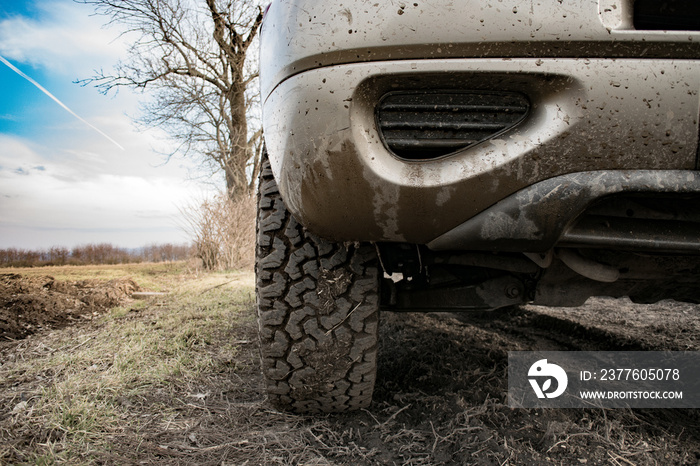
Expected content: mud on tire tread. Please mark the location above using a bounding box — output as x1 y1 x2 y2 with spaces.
256 155 379 413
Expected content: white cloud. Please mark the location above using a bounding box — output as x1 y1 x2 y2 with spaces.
0 0 126 75
0 1 222 249
0 134 212 248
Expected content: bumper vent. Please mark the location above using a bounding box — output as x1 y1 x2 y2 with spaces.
376 91 529 160
634 0 700 31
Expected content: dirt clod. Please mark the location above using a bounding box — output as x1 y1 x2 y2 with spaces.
0 273 139 340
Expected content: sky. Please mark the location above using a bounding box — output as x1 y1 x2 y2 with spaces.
0 0 214 250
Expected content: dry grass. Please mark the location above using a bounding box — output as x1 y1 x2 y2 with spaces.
1 266 256 464
180 193 255 271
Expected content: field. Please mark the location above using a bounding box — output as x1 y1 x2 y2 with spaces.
2 263 700 465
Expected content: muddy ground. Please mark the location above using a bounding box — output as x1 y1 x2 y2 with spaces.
2 272 700 464
0 273 140 340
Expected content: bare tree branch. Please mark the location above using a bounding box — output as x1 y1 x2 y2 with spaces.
77 0 263 199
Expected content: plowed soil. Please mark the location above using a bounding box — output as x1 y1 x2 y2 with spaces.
0 273 139 340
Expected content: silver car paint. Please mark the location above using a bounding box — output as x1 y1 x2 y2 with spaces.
260 0 700 244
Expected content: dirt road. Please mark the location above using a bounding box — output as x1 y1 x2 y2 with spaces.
1 270 699 464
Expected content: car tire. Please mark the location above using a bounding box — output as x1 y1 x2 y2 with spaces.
255 152 380 413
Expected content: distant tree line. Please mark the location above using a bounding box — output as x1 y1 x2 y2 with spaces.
0 243 192 268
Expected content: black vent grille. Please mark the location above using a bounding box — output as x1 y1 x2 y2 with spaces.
634 0 700 31
376 91 529 160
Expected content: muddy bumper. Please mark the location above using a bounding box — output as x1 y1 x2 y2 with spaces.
262 56 700 248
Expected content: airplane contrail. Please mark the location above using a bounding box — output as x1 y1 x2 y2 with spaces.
0 54 125 151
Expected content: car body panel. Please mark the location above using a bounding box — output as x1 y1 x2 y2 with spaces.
260 0 700 101
428 170 700 252
262 57 700 244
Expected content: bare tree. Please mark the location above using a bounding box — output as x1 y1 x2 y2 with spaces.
79 0 264 199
